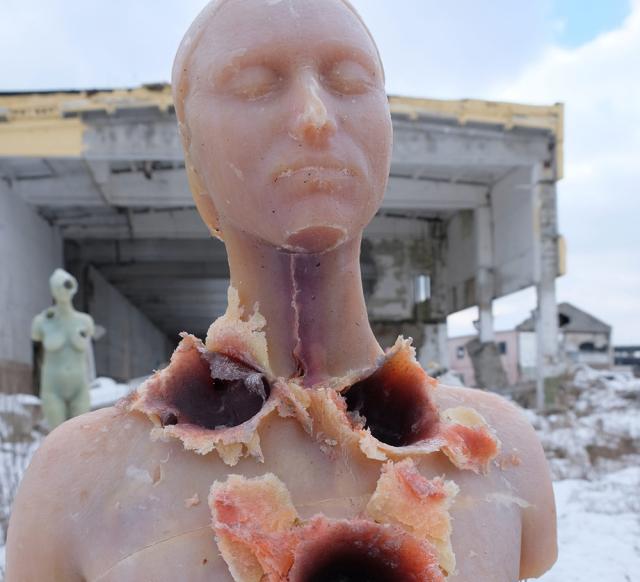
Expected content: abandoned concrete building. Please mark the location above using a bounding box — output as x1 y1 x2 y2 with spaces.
0 86 565 405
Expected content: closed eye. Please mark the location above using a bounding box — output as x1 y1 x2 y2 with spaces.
222 65 282 100
323 60 377 96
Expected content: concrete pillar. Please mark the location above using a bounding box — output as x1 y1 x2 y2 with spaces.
418 220 449 371
534 166 560 409
419 322 449 372
474 205 495 342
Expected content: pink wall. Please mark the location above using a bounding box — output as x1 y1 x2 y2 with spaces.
448 330 520 387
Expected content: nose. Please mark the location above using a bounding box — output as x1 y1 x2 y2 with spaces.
290 72 336 147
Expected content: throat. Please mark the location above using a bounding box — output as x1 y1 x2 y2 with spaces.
224 228 381 384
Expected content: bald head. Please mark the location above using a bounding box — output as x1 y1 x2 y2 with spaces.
171 0 392 247
172 0 383 122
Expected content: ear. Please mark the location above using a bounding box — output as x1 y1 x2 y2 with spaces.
186 159 224 240
180 123 224 241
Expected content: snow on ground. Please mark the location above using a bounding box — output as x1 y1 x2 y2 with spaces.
1 367 639 581
89 376 136 410
528 365 640 581
538 468 640 582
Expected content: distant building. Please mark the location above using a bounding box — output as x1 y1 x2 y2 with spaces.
613 346 640 376
448 330 527 387
449 302 613 387
518 302 613 369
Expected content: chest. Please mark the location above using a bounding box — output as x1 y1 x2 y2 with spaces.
79 419 524 582
40 312 90 352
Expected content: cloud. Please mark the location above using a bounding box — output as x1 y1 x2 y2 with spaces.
351 0 554 99
488 1 640 344
0 0 555 94
0 0 208 90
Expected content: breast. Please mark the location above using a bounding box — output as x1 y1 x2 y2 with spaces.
42 329 66 352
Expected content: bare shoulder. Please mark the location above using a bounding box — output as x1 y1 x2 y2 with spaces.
76 311 94 326
436 384 558 578
435 383 550 489
5 407 146 581
435 384 540 447
24 406 140 478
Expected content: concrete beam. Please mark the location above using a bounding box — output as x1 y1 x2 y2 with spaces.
385 176 487 211
393 121 552 170
65 238 228 265
16 168 105 207
84 118 183 161
80 116 553 172
99 261 230 281
114 277 229 295
19 166 487 216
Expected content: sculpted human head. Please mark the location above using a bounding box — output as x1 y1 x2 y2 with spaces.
49 268 78 304
173 0 393 253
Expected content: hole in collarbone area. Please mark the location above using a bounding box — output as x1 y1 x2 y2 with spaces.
163 347 270 430
344 363 440 448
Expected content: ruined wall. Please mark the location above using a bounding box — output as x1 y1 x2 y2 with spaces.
0 180 63 394
84 266 173 382
445 210 476 313
448 330 521 387
363 216 439 360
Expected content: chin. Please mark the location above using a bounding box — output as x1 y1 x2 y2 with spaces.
282 225 349 254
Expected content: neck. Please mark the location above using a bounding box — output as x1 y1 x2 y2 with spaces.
222 226 382 385
55 299 75 316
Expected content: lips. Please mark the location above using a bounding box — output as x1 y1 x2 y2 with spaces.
272 158 358 183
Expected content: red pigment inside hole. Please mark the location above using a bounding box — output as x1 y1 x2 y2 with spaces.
162 346 270 430
344 354 440 447
290 520 441 582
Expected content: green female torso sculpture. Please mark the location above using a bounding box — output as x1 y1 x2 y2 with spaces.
31 268 95 428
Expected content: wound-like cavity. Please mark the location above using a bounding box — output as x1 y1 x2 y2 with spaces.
289 519 445 582
343 342 440 447
123 333 280 463
139 334 269 431
366 459 459 575
163 346 269 430
210 473 445 582
305 338 499 473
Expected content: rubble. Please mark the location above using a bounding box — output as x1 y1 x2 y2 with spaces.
523 365 640 480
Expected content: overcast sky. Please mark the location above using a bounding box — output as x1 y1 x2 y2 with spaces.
1 0 638 344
